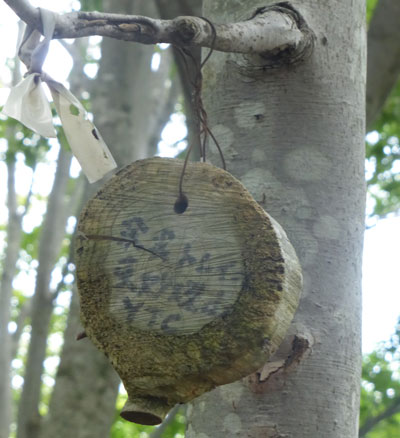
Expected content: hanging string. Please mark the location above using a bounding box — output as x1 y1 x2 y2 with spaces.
174 17 225 214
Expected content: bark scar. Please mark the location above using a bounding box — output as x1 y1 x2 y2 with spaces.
76 330 87 340
246 334 312 393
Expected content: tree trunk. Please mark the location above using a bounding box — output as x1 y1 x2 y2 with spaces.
41 1 177 436
0 25 26 437
0 160 23 438
366 0 400 129
187 1 366 437
16 147 73 438
40 288 120 438
155 0 203 159
92 0 170 163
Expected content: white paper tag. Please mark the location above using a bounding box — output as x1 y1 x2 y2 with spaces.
2 74 57 138
49 81 117 183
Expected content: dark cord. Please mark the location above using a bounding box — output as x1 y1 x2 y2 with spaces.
175 17 226 214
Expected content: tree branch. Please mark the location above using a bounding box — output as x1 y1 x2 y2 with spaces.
149 405 180 438
3 0 313 60
359 397 400 437
366 0 400 129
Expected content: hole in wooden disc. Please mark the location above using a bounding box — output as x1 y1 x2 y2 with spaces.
120 410 162 426
174 194 189 214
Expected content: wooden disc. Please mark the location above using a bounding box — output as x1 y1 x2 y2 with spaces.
76 157 302 425
79 161 246 335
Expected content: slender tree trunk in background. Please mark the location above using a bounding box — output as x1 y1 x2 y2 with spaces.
187 1 366 437
0 24 26 437
0 159 23 438
41 1 178 436
16 147 73 438
366 0 400 129
40 287 121 438
155 0 203 159
147 72 180 156
10 299 32 359
93 0 172 163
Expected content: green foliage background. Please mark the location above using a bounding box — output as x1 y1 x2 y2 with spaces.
360 320 400 437
366 82 400 219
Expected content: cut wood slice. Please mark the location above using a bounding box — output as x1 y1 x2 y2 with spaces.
76 157 302 425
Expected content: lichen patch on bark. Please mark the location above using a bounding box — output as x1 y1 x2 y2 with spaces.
209 124 238 159
223 412 242 434
312 215 341 240
219 382 244 404
283 147 332 182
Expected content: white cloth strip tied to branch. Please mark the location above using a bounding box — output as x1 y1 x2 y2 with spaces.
2 73 57 138
1 8 117 183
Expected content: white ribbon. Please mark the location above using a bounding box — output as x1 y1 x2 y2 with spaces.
2 73 57 138
1 8 117 183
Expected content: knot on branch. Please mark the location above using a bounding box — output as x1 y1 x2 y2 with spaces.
172 17 200 45
252 1 315 64
116 22 156 44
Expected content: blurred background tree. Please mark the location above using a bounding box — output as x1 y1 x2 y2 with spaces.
360 319 400 438
365 0 400 222
360 0 400 436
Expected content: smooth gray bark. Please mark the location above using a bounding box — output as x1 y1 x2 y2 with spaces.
147 64 180 156
16 147 72 438
0 25 26 437
366 0 400 129
187 1 366 437
130 45 175 158
92 0 171 163
40 288 120 438
0 160 22 438
11 299 32 359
